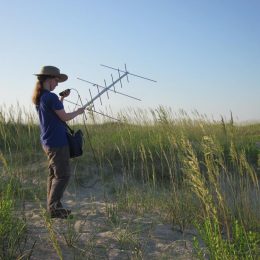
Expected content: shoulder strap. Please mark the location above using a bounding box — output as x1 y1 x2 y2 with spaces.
49 106 74 134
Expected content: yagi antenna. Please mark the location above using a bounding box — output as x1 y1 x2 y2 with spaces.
77 64 156 112
82 71 128 109
77 78 141 101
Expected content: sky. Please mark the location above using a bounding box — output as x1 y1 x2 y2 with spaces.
0 0 259 122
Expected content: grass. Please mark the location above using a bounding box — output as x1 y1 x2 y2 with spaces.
0 104 259 259
0 180 33 259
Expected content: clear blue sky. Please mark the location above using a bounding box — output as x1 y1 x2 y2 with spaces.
0 0 259 122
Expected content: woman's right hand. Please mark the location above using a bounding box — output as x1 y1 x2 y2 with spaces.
77 107 85 115
56 107 86 121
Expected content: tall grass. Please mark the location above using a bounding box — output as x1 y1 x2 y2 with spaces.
87 107 259 258
0 104 259 258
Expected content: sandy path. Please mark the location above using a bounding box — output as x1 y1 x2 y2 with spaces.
23 179 197 260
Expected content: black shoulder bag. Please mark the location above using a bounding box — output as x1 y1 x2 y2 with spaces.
65 124 84 158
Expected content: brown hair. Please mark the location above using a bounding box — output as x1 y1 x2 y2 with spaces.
32 75 52 105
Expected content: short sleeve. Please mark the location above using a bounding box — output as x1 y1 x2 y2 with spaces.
50 93 64 110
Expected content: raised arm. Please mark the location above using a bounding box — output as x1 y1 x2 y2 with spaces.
55 107 85 122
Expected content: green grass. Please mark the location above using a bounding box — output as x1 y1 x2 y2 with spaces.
0 104 259 259
0 182 30 259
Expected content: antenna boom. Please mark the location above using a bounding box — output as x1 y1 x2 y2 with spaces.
82 72 128 109
77 77 141 101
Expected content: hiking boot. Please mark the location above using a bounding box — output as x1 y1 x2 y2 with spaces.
49 208 71 219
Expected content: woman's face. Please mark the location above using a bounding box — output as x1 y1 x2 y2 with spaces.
49 77 59 91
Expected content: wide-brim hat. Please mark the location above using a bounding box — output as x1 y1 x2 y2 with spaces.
34 66 68 82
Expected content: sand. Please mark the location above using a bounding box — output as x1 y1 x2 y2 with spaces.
22 177 199 260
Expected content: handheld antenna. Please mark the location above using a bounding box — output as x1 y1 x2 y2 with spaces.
78 64 156 112
77 78 141 101
82 71 128 108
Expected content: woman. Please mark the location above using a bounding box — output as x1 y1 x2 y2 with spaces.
32 65 85 219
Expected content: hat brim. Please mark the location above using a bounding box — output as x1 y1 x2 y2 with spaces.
56 74 68 82
34 73 68 82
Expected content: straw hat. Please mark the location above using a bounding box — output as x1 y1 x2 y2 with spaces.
34 66 68 82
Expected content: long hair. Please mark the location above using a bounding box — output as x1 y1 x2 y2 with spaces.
32 75 50 105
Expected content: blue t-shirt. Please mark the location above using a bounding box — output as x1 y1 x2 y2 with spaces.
37 90 68 148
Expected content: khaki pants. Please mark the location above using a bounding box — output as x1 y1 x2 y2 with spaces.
43 145 70 212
